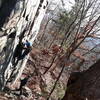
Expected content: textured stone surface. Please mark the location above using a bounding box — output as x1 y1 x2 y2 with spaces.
0 0 48 90
62 59 100 100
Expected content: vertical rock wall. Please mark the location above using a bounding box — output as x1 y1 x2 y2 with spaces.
0 0 48 90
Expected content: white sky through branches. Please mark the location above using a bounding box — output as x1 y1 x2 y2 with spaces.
61 0 75 10
49 0 75 11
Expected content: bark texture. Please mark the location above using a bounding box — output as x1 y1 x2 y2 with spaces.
62 59 100 100
0 0 48 90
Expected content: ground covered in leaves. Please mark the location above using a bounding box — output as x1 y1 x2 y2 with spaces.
0 47 70 100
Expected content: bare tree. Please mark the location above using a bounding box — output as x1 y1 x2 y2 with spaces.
46 0 100 99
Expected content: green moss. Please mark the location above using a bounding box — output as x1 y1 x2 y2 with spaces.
55 82 66 99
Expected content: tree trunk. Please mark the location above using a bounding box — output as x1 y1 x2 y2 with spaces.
0 0 48 90
62 59 100 100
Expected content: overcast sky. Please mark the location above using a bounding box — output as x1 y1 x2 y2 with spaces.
61 0 75 10
49 0 75 11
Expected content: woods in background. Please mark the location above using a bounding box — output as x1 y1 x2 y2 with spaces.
0 0 100 100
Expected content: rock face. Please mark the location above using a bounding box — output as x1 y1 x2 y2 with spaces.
0 0 17 28
0 0 48 90
62 59 100 100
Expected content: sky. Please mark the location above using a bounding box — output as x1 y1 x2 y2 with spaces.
61 0 75 10
49 0 75 11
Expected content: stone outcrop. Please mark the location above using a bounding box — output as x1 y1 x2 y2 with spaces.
0 0 48 90
62 59 100 100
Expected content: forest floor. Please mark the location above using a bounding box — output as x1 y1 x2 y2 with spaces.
24 47 70 100
0 47 70 100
